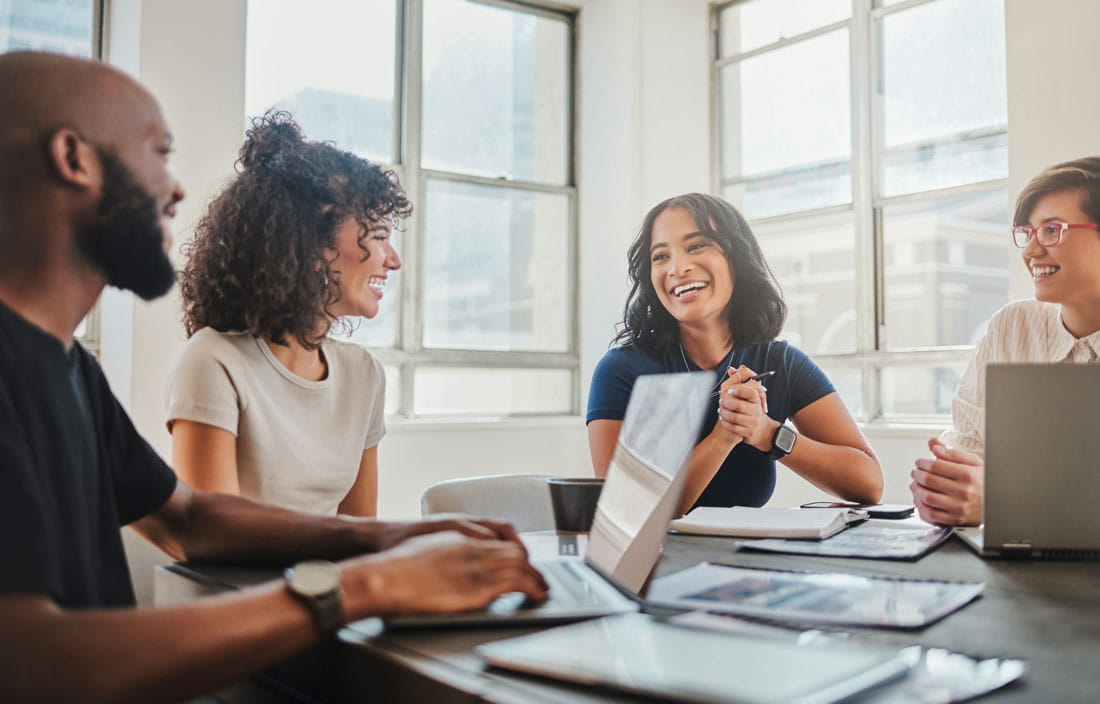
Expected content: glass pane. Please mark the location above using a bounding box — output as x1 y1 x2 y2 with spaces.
724 164 851 221
752 211 857 355
816 362 862 420
882 189 1010 350
245 0 396 163
720 29 850 218
0 0 94 57
881 363 966 417
879 0 1007 197
414 367 572 416
719 0 849 57
422 179 570 352
422 0 569 184
881 132 1007 198
383 364 400 415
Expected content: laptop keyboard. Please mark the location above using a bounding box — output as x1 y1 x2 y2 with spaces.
489 559 607 613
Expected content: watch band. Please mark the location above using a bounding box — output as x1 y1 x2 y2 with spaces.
285 560 344 636
765 423 796 460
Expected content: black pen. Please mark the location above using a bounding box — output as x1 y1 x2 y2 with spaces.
714 369 775 397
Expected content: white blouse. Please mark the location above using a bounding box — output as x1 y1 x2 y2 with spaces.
943 299 1100 456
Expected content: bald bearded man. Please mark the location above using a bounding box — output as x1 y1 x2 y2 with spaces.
0 52 546 704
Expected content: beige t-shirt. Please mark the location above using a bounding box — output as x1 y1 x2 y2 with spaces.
166 328 385 515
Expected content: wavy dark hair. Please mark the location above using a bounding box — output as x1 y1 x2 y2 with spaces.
180 111 411 349
612 193 786 353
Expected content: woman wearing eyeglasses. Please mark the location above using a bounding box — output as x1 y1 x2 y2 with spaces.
587 193 883 516
910 156 1100 526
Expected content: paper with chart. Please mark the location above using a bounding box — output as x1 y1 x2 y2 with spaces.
648 562 984 628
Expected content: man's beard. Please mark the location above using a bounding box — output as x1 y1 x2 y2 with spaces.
76 149 176 301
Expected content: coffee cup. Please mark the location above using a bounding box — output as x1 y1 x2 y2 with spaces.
548 477 604 533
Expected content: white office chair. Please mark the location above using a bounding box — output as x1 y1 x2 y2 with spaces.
420 473 556 533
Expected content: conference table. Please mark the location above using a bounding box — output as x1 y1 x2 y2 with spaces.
158 530 1100 703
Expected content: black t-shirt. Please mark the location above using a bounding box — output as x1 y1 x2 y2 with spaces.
0 301 177 608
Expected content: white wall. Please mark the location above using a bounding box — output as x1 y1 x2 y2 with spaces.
112 0 248 604
109 0 1100 601
1004 0 1100 299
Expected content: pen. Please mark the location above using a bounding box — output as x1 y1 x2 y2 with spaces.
715 369 776 397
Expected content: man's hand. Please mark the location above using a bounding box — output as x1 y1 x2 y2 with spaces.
369 515 525 552
910 438 984 526
341 532 549 617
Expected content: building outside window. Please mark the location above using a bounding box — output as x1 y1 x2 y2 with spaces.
246 0 576 418
1 0 101 349
714 0 1008 421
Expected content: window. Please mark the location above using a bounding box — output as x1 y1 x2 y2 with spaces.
714 0 1007 421
2 0 102 350
246 0 576 418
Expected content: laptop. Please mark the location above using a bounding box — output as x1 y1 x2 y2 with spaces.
385 371 713 627
479 612 910 704
956 363 1100 559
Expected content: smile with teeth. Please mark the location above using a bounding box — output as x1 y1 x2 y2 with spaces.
1031 264 1060 279
368 276 387 291
672 281 708 297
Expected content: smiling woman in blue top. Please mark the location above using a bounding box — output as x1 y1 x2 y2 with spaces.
587 193 883 515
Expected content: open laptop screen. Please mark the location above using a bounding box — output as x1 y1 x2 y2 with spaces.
586 372 711 594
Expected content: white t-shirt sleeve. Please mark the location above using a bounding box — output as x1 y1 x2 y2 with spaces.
362 353 386 451
165 331 242 436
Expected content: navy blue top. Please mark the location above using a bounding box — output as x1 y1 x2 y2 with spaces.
586 341 834 508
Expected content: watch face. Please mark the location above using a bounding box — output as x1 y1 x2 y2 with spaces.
289 560 341 596
775 425 797 453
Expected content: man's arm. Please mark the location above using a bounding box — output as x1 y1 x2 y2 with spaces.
0 531 546 704
132 480 525 565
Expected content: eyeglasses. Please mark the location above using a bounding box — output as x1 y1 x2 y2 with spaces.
1011 222 1099 248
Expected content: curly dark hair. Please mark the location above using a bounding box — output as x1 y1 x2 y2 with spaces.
613 193 786 353
180 111 411 349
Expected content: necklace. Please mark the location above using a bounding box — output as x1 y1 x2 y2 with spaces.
679 343 736 397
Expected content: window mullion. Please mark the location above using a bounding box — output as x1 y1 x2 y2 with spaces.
400 0 425 419
850 0 879 420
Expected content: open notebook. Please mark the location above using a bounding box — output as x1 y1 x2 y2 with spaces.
670 506 865 539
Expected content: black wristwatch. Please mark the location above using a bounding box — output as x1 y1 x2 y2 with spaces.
285 560 344 636
765 423 797 460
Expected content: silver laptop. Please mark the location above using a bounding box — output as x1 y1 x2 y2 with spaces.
479 612 910 704
385 372 713 627
957 363 1100 559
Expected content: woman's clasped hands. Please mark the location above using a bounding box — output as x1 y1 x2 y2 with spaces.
714 365 776 450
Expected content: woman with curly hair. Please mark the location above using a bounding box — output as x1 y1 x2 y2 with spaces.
166 112 409 516
587 193 882 515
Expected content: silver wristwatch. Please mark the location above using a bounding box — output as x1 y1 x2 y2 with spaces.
284 560 344 636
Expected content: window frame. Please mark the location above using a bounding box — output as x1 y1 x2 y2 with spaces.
711 0 1007 423
243 0 579 419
